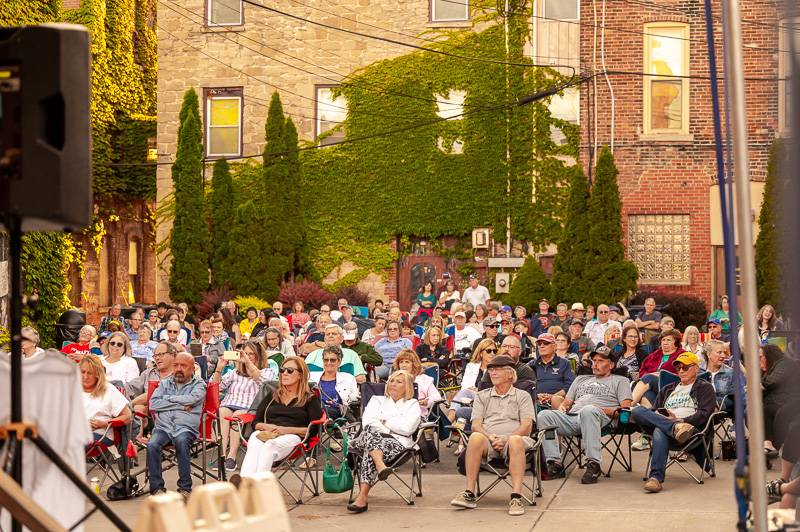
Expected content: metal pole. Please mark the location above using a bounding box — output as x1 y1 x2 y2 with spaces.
721 1 767 529
8 214 23 532
504 0 512 257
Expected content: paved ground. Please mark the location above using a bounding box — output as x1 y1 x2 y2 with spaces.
86 440 741 531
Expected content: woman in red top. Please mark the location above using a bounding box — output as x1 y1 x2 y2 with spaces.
632 329 685 407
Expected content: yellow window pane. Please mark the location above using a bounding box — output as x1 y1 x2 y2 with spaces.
211 0 240 24
210 98 240 127
651 80 682 129
209 127 239 155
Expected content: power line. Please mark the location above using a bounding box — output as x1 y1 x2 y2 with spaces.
239 0 577 74
161 0 513 112
108 72 594 167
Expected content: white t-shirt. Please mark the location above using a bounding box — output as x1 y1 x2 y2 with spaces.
462 285 491 307
83 385 129 434
453 326 482 352
102 356 141 384
663 382 698 420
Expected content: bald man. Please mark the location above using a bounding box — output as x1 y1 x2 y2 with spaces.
147 351 207 498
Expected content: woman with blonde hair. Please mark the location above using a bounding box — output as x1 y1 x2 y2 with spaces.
101 331 140 383
682 325 706 365
445 338 497 425
392 349 442 416
416 326 449 369
347 370 421 513
80 355 132 445
232 357 322 483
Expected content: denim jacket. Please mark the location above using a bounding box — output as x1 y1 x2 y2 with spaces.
710 365 746 404
150 375 207 437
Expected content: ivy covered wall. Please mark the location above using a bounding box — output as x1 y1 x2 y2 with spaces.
299 6 579 288
0 0 157 345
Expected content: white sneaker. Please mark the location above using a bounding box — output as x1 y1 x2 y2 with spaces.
632 435 650 451
508 497 525 516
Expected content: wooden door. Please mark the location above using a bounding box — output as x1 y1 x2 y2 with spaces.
398 255 447 311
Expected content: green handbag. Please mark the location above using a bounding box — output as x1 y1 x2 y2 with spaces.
322 425 354 494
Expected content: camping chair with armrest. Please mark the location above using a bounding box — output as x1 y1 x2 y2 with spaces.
345 382 433 505
138 380 225 487
86 380 137 488
453 379 545 506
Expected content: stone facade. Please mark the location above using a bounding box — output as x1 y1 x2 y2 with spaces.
578 0 788 306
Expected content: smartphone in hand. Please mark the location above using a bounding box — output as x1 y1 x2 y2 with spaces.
223 350 240 361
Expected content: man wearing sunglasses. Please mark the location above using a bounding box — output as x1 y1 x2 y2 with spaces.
472 317 504 353
632 352 717 493
531 334 574 409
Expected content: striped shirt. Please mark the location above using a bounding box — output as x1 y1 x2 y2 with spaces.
220 367 274 409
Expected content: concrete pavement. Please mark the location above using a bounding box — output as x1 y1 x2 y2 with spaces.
86 441 740 531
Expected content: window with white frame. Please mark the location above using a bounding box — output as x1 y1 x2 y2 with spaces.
628 214 691 284
207 0 242 26
435 90 465 154
315 86 347 146
544 0 578 20
204 88 242 157
643 23 689 135
779 18 798 133
431 0 468 22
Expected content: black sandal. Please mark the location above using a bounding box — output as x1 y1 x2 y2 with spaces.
347 503 369 513
377 467 394 481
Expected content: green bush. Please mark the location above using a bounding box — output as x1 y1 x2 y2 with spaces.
233 295 271 312
755 139 786 313
210 158 234 290
504 255 551 310
551 165 592 304
584 147 638 304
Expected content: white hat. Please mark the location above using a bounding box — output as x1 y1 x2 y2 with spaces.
454 311 466 318
571 302 585 311
342 329 357 341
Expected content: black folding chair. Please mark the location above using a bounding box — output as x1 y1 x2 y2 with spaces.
346 382 433 505
454 380 545 506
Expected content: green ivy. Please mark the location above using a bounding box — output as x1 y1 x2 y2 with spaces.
298 3 578 286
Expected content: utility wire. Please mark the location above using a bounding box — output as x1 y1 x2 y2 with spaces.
239 0 577 74
108 72 594 167
161 0 516 112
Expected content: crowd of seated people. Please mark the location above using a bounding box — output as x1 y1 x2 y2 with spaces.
0 278 787 513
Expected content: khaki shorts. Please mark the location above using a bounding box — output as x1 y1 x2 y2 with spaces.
483 435 535 460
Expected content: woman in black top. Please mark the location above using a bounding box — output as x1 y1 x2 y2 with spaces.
761 344 800 456
416 326 449 369
232 357 322 482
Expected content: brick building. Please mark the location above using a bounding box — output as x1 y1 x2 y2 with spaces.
577 0 792 306
155 0 790 308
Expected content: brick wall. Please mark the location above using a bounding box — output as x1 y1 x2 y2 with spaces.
579 0 785 306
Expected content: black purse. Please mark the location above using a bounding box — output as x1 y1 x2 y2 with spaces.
418 427 439 463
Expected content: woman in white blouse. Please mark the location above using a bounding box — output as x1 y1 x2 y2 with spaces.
81 355 132 445
445 338 497 426
347 371 421 513
101 332 140 384
391 349 442 417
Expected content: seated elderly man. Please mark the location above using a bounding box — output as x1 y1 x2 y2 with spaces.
450 355 535 517
538 346 632 484
632 351 716 493
147 352 207 498
531 333 575 409
479 335 535 388
306 323 367 383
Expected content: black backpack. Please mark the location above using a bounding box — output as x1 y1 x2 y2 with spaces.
106 475 142 501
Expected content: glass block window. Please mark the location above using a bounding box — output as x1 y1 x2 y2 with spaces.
628 214 691 284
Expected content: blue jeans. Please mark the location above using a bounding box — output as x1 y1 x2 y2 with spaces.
147 428 195 493
640 374 659 405
632 406 704 482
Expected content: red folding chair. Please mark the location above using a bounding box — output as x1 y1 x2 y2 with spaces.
86 419 128 488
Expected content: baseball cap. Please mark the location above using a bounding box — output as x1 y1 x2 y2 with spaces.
536 333 556 344
539 298 549 304
608 305 621 313
673 352 700 367
500 305 512 312
454 311 466 318
571 303 586 311
590 345 618 363
486 355 516 368
707 318 721 325
483 317 497 326
342 329 357 340
570 318 585 326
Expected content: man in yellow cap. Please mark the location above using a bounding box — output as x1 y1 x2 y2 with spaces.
631 351 717 493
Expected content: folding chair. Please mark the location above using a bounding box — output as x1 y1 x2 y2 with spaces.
225 387 327 504
136 380 225 487
559 410 635 478
454 380 545 506
642 410 725 484
86 420 130 488
345 382 432 505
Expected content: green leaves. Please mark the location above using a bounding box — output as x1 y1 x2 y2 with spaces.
169 88 210 305
505 255 551 309
755 139 787 312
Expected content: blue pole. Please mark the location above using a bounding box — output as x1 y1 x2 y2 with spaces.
701 0 748 526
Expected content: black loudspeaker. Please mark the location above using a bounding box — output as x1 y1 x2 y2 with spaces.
0 24 91 232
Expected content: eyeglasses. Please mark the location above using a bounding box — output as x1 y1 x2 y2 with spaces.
167 329 179 334
109 341 124 348
598 310 609 314
483 348 498 354
485 324 499 328
675 364 695 372
502 345 521 350
279 367 298 374
323 358 339 363
200 330 211 334
536 341 553 346
153 351 169 357
625 335 639 340
387 327 400 331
